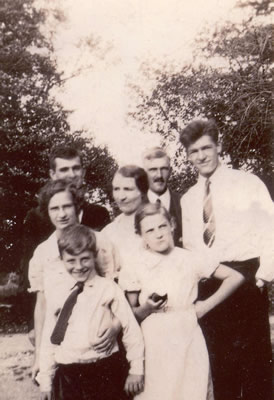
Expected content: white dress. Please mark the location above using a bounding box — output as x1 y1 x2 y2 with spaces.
119 247 218 400
102 213 143 275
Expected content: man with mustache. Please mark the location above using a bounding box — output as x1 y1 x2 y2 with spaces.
143 147 182 246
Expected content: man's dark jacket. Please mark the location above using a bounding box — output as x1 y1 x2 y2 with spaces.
169 190 182 247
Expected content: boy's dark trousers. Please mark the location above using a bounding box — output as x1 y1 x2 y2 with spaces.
52 352 130 400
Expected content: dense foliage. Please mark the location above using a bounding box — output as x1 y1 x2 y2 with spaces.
131 1 273 194
0 0 117 273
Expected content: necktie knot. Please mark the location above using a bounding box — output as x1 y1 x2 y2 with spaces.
75 281 84 293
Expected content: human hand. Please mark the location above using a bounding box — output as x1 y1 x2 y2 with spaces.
256 278 266 292
92 317 121 354
40 391 51 400
194 300 209 319
124 374 144 396
31 357 40 383
145 295 167 314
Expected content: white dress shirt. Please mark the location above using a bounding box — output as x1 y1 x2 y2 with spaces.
37 274 144 391
181 165 274 282
148 188 171 211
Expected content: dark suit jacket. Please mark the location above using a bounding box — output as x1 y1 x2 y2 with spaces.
169 190 182 247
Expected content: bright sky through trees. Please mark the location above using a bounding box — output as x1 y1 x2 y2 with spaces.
39 0 246 164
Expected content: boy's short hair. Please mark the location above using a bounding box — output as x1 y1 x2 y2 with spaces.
58 224 97 257
116 165 149 198
142 147 170 163
135 202 173 235
38 178 84 218
180 119 219 149
49 145 83 170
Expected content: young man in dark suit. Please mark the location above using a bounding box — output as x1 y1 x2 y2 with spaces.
21 144 110 344
142 147 182 247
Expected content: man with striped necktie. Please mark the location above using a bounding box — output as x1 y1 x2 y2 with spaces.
180 119 273 400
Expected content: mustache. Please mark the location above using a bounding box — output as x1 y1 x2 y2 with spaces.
153 178 165 183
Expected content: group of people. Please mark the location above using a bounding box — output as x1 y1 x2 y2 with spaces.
21 119 273 400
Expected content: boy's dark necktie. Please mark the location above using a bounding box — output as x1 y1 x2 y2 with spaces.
51 281 84 345
203 179 215 247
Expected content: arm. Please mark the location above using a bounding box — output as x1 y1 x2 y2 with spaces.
40 392 51 400
32 291 46 380
195 264 245 319
126 291 167 323
92 315 122 354
111 286 145 396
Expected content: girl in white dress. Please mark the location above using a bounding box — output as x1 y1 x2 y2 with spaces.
119 202 244 400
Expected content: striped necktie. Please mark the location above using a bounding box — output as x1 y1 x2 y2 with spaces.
203 179 215 247
51 281 84 345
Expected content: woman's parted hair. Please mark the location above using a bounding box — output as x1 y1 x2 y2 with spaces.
38 178 84 218
115 165 149 198
134 202 173 235
58 224 97 257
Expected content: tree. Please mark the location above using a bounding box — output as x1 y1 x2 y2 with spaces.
0 0 117 273
130 1 273 193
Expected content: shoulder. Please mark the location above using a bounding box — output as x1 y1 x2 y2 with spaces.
32 233 56 255
180 182 199 203
169 189 181 200
93 275 120 294
102 213 122 233
221 167 266 189
24 207 45 225
82 202 110 230
83 202 109 216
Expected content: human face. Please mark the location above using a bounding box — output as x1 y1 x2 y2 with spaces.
140 213 174 254
112 173 143 215
62 250 97 283
48 191 78 232
143 157 170 195
187 135 221 178
50 156 85 183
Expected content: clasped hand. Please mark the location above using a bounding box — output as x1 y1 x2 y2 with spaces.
124 374 144 396
92 317 121 354
145 296 167 313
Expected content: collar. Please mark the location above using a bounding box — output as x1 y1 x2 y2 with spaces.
197 163 224 187
78 209 83 223
148 188 171 209
69 274 100 291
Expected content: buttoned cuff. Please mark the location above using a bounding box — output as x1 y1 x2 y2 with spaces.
129 358 144 375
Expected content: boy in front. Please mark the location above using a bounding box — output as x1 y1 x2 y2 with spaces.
38 224 144 400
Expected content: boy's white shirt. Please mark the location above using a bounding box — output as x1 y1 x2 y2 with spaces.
37 274 144 392
28 232 144 392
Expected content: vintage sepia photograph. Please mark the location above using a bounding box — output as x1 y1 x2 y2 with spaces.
0 0 273 399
